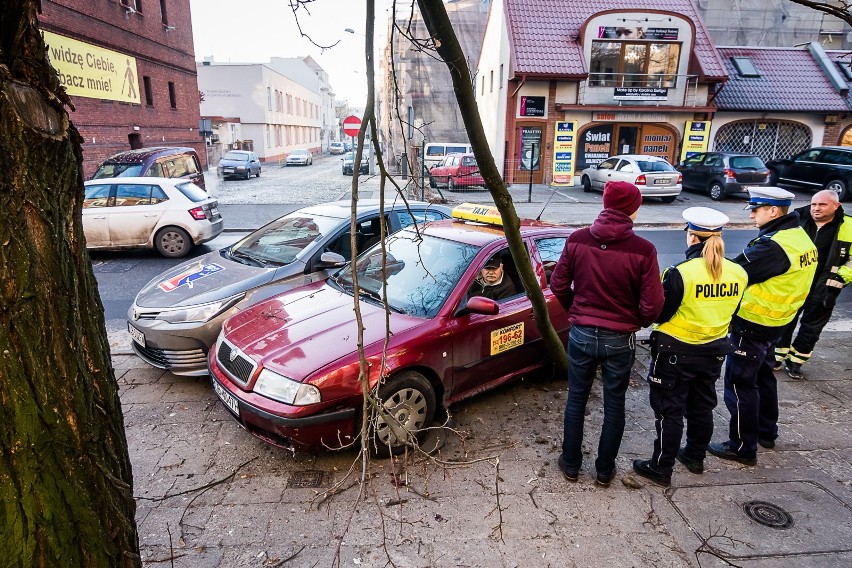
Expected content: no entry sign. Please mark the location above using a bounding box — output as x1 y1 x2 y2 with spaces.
342 115 362 137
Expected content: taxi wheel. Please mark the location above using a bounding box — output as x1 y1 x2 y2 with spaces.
155 227 192 258
371 371 436 457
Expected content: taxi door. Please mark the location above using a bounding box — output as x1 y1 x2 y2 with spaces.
450 244 543 400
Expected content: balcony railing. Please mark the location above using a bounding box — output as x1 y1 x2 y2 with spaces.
578 73 703 107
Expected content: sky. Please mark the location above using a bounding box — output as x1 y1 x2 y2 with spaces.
189 0 393 104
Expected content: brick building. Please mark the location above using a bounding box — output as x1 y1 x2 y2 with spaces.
39 0 204 177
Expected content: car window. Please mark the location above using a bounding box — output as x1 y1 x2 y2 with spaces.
231 212 340 265
185 155 199 174
616 160 634 172
336 233 480 318
441 156 453 166
467 247 524 303
704 155 723 167
729 156 766 169
636 160 676 172
92 163 143 178
325 217 388 260
598 158 618 170
150 185 169 204
147 161 165 177
397 209 447 230
796 149 822 162
426 145 445 157
683 154 704 166
161 157 189 178
535 237 567 284
83 184 112 208
820 150 852 165
447 145 467 154
115 184 157 207
461 156 477 167
174 182 207 202
224 151 249 161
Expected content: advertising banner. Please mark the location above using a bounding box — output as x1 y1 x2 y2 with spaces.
597 27 679 40
679 121 712 162
518 127 542 171
520 96 546 117
577 124 614 170
551 121 578 186
44 31 140 104
613 87 668 101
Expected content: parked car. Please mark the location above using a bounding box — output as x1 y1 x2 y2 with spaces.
429 153 486 190
208 206 572 455
342 151 369 175
127 199 452 376
82 177 222 258
677 152 770 201
329 142 345 155
767 146 852 201
91 147 206 191
286 149 313 166
217 150 261 180
580 154 682 203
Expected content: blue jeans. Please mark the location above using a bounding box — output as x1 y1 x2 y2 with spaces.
561 325 636 475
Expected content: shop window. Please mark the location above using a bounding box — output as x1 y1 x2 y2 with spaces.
590 41 680 88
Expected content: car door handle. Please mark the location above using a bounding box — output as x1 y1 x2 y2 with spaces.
144 213 159 217
91 215 106 219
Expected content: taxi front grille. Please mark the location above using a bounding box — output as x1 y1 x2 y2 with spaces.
217 340 255 386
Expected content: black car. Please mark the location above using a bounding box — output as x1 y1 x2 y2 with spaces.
677 152 770 201
341 151 369 176
766 146 852 201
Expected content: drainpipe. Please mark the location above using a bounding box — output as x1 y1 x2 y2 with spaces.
511 74 527 98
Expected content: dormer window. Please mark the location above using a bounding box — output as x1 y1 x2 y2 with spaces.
590 41 681 88
731 57 760 78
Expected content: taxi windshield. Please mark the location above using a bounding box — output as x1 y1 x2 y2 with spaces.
229 212 340 266
334 232 480 318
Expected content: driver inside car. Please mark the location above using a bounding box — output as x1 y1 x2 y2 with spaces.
467 255 518 301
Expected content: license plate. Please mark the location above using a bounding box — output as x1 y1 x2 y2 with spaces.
128 323 145 348
223 168 234 173
213 380 240 417
654 178 671 185
210 207 219 217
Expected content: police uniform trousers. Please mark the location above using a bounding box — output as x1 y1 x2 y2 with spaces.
648 351 724 473
723 333 778 458
777 290 836 364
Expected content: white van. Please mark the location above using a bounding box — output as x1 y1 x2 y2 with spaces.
424 142 472 169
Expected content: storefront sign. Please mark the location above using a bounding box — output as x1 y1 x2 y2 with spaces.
520 96 546 117
593 111 668 122
578 124 614 170
641 130 674 157
551 121 578 186
613 87 668 101
679 121 712 162
44 31 140 104
518 127 542 171
598 27 679 40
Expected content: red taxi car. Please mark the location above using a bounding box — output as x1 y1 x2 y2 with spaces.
209 205 571 455
429 153 486 190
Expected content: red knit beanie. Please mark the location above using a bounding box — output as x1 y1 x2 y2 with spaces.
603 181 642 216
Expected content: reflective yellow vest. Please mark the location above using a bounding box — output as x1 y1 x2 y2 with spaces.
737 228 818 328
655 257 748 344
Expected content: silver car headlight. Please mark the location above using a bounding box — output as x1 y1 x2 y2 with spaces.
157 293 245 324
254 368 321 405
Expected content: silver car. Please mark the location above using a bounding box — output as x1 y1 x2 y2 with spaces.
285 149 313 166
127 199 451 376
580 154 682 203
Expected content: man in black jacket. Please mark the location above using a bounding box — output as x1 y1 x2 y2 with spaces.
775 190 852 379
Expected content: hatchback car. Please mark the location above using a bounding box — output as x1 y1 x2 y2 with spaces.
83 177 222 258
429 153 486 190
208 206 572 455
329 142 345 155
342 151 369 175
767 146 852 201
581 155 682 202
218 150 261 180
91 147 206 191
128 199 451 376
677 152 770 201
285 149 313 166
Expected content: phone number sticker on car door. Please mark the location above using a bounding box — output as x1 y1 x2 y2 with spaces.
490 322 524 355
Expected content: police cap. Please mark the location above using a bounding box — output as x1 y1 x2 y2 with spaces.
745 186 795 210
683 207 729 233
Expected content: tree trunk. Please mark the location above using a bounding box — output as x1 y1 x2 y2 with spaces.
0 2 141 566
415 0 568 374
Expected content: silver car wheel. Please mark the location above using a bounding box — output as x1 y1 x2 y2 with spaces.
155 227 191 258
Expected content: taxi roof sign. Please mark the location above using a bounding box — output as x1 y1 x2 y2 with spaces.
451 203 504 226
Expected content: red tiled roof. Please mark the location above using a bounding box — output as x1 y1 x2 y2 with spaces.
504 0 726 80
715 48 849 112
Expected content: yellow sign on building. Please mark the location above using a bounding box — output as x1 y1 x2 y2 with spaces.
44 31 140 104
679 121 712 162
551 121 578 186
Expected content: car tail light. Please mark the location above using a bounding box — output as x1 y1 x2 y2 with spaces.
677 173 683 184
723 168 736 179
635 174 647 186
188 206 206 221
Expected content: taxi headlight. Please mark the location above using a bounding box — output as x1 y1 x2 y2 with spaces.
157 294 245 324
254 368 321 405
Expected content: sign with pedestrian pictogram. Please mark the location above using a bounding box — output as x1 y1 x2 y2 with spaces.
342 115 362 137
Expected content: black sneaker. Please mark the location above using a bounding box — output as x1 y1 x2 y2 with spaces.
632 459 671 486
676 448 704 474
757 438 776 449
557 454 578 482
596 469 616 487
708 441 757 466
785 361 804 380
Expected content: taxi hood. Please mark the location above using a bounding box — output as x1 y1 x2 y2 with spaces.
135 250 280 308
222 282 421 380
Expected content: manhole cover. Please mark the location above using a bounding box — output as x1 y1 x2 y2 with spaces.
743 501 794 529
288 470 325 488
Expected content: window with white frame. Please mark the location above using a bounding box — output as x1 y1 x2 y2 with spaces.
267 87 272 111
589 41 680 88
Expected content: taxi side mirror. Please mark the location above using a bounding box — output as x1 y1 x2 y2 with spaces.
455 296 499 317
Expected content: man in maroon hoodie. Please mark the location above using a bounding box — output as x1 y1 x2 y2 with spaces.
550 180 664 486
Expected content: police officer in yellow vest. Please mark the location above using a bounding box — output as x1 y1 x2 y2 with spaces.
709 187 818 466
632 208 747 486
